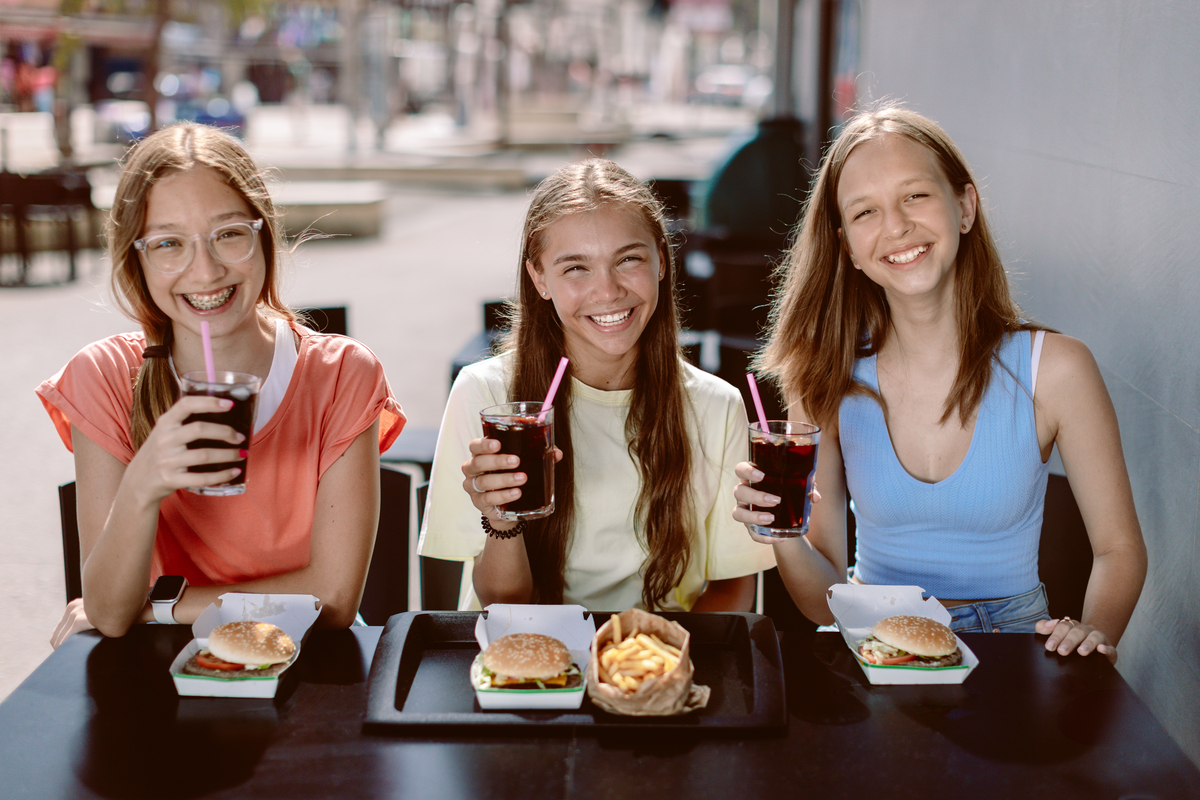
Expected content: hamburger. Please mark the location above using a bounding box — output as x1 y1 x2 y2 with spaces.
471 633 583 691
857 615 963 668
182 621 297 679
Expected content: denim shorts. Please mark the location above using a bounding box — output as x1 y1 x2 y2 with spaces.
946 583 1050 634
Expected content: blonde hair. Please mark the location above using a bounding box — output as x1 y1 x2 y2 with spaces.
499 158 695 610
757 105 1046 427
107 123 295 449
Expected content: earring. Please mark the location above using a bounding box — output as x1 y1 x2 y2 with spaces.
961 222 969 232
541 291 548 298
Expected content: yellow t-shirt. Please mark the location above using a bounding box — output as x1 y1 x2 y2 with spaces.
417 353 775 611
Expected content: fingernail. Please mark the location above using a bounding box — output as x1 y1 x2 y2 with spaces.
751 470 765 482
765 494 781 505
236 433 246 443
759 514 774 524
507 456 518 467
231 468 242 476
221 399 234 409
238 449 248 458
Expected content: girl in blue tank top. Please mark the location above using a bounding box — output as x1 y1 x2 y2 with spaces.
732 105 1145 662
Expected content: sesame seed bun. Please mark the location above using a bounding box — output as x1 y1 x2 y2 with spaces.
207 621 296 666
871 615 958 658
482 633 572 680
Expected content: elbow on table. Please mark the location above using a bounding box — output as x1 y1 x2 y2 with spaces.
802 605 836 628
88 607 138 640
474 583 533 607
318 604 360 629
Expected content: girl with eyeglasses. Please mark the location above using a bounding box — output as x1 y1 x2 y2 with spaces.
38 123 405 647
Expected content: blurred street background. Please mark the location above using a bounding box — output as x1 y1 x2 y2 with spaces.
3 0 1200 770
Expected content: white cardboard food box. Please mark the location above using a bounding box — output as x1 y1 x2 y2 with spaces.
168 593 321 698
827 584 978 685
473 603 594 710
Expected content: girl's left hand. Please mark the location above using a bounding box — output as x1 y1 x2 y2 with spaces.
51 598 96 649
1036 616 1118 663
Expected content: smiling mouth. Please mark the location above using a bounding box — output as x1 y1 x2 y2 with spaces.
886 245 929 265
183 286 235 311
590 309 632 327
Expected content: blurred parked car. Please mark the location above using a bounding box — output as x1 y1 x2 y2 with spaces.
94 99 151 143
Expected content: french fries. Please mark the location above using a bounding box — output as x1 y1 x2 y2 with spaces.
597 613 684 692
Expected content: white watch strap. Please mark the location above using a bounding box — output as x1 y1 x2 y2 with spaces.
152 600 178 624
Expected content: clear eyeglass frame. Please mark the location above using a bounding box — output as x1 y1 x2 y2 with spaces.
133 218 264 274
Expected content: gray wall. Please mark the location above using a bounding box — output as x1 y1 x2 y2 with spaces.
851 0 1200 767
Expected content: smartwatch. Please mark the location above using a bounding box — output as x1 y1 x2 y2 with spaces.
149 575 188 624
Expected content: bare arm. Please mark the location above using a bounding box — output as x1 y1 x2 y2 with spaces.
691 575 756 612
1032 334 1147 660
733 405 847 625
75 394 247 637
73 416 381 639
165 421 381 628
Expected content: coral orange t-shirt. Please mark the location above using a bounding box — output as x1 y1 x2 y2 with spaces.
36 325 405 587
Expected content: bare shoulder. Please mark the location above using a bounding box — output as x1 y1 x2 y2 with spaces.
1035 332 1115 425
1038 332 1104 385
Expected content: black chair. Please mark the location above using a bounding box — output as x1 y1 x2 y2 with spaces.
58 464 424 623
1038 474 1090 619
415 481 464 611
359 463 422 624
299 306 349 336
58 481 82 604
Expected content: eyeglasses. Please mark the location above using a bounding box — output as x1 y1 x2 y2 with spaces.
133 219 264 274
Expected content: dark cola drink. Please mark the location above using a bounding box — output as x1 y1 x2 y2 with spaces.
181 371 261 497
480 402 555 520
749 421 820 538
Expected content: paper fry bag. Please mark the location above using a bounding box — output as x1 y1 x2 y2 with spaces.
586 608 710 716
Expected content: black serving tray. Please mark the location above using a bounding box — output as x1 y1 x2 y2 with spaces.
363 610 786 732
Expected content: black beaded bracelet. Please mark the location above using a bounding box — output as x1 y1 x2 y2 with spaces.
481 514 525 540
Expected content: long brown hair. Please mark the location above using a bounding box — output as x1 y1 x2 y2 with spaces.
107 123 294 449
757 104 1046 427
499 159 695 610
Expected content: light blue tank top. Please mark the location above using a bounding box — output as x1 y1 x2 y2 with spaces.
840 331 1049 599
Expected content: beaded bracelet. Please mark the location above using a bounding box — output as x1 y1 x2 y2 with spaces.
481 514 525 540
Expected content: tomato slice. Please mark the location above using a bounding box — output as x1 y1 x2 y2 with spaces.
862 650 917 665
878 653 917 665
195 650 245 671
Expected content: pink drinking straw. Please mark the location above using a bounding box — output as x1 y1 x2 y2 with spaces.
200 320 216 385
538 357 570 423
746 372 770 435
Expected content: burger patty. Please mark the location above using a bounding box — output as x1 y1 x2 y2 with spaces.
180 651 292 679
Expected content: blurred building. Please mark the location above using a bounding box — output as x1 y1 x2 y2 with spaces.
2 0 794 156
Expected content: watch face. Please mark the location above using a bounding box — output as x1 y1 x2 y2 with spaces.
149 575 187 602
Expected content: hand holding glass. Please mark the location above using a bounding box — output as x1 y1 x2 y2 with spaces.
748 421 820 538
480 402 555 521
181 371 261 496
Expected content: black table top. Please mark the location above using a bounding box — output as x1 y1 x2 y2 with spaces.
1 618 1196 799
